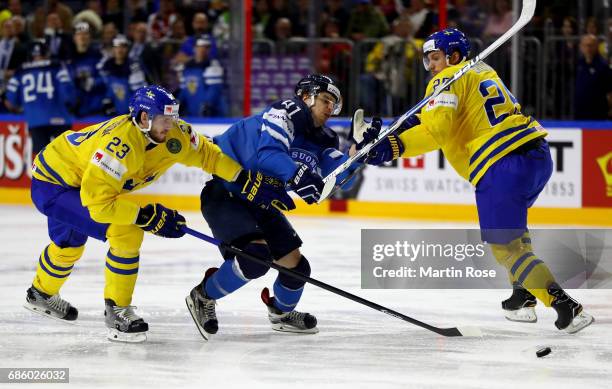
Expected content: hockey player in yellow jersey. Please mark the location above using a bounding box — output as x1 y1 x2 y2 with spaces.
24 85 294 342
354 28 593 334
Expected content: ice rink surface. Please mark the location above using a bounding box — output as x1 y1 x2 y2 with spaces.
1 205 610 389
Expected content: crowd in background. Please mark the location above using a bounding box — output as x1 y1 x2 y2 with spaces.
0 0 609 120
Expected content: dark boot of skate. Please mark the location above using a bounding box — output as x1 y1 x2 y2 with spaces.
185 267 219 340
548 283 594 334
502 282 537 323
24 285 78 321
261 287 318 334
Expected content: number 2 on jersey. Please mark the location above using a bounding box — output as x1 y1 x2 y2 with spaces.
478 79 519 126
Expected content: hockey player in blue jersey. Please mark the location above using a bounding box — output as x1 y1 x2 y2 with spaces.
5 39 75 155
186 74 360 340
176 37 227 117
98 35 146 115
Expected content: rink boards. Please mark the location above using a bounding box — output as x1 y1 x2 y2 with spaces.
0 116 610 225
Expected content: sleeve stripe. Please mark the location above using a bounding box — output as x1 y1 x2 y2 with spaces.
262 126 290 149
262 117 294 143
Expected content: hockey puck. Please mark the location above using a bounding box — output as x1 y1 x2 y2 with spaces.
536 347 551 358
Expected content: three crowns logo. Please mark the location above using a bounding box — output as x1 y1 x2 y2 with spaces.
596 152 612 197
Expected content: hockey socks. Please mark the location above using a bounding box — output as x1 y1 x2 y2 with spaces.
204 259 249 299
272 255 311 312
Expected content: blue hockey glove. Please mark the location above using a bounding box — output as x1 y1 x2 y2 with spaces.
365 133 405 166
290 163 324 204
235 170 296 211
136 203 186 238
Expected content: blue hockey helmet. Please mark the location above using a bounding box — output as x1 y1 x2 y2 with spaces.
129 85 179 123
422 28 471 70
129 85 180 142
295 74 343 115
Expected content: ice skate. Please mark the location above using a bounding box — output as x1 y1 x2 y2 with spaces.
185 268 219 340
24 286 78 322
104 299 148 343
261 287 318 334
502 282 537 323
548 283 594 334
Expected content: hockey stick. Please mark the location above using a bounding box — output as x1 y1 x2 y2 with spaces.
183 225 481 337
317 0 537 203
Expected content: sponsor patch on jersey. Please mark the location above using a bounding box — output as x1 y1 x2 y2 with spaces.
90 149 127 180
425 93 458 111
166 138 182 154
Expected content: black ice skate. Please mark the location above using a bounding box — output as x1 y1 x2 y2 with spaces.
104 299 149 343
185 267 218 341
24 285 78 322
502 282 537 323
261 287 318 334
548 283 594 334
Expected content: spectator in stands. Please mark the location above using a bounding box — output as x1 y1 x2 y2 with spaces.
98 35 146 115
147 0 178 41
482 0 513 40
321 0 350 36
128 21 161 84
69 22 105 117
359 17 422 115
401 0 436 39
5 40 75 155
0 17 27 90
375 0 399 24
44 13 73 61
101 22 118 59
31 0 73 39
127 0 149 24
253 0 272 39
176 37 227 117
7 0 22 17
574 34 612 120
175 12 218 64
265 0 292 41
73 1 104 36
346 0 389 41
11 15 29 45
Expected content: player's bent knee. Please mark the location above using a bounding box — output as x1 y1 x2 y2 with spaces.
48 243 85 265
106 224 144 255
236 242 273 280
279 255 310 290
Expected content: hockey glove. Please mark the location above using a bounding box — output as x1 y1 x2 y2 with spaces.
365 133 405 166
136 203 186 238
350 108 383 150
290 163 324 204
235 170 296 211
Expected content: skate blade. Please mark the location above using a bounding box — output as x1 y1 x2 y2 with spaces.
23 303 77 325
504 307 537 323
564 311 594 334
106 328 147 343
185 296 214 341
271 323 319 334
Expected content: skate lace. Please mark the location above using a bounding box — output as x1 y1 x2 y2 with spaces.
48 295 70 314
113 305 141 322
283 311 307 327
203 300 217 321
